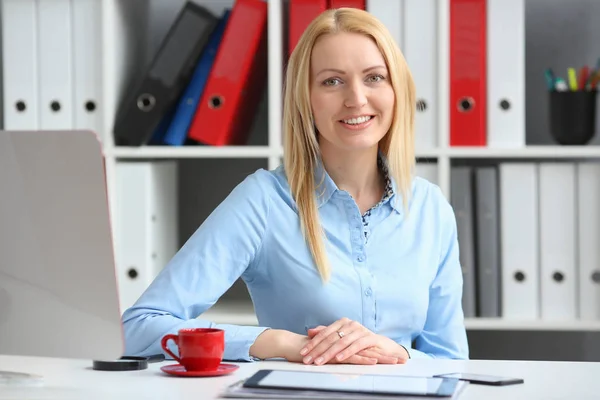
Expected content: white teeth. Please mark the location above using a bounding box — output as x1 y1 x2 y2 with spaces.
343 116 372 125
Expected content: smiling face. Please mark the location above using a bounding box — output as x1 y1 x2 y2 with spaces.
309 31 395 155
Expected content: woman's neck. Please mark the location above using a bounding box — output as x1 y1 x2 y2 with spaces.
320 145 384 212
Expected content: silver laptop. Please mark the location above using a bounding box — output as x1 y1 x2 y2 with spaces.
0 130 123 361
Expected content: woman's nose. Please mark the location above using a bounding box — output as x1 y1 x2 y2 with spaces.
343 83 367 108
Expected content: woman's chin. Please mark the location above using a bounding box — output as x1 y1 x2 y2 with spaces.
318 130 385 153
336 136 382 152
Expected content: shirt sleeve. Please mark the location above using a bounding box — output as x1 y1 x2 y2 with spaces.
411 186 470 360
120 170 272 362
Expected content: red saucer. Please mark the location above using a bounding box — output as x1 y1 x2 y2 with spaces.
160 363 239 377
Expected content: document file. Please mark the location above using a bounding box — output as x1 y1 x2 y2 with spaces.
487 0 525 148
1 0 38 130
449 0 487 146
114 162 179 313
499 163 540 319
538 163 577 320
404 0 438 150
72 0 103 136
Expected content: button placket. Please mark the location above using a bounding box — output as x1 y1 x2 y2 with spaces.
343 196 365 268
358 271 376 331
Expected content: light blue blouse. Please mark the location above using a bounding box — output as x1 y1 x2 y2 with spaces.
121 159 469 361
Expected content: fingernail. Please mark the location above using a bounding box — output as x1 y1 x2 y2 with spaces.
300 348 307 355
303 356 312 364
315 357 323 365
336 353 344 360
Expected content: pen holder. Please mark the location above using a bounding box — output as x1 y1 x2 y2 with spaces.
549 90 597 145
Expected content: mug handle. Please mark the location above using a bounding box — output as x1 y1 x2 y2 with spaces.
160 334 181 363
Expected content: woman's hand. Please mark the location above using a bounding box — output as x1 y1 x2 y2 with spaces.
300 318 410 365
273 330 398 365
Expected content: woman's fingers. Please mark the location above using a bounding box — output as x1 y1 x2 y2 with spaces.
339 354 378 365
303 322 367 365
301 318 350 359
357 348 398 364
306 326 326 338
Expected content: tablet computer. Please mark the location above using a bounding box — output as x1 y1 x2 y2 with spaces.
243 369 460 397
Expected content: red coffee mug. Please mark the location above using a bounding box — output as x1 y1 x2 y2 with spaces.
160 328 225 371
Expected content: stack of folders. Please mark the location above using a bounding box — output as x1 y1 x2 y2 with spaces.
448 0 526 148
1 0 105 133
113 0 268 147
450 162 600 322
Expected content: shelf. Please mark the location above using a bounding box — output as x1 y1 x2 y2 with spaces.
109 145 278 159
464 318 600 331
414 148 441 158
107 145 600 160
444 146 600 159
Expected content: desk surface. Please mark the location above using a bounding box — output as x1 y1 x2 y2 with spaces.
1 354 598 399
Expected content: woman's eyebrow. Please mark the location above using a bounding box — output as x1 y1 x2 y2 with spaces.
315 65 386 77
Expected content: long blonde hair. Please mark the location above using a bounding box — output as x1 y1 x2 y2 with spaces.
282 7 416 283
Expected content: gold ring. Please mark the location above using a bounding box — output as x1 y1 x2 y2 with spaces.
337 331 345 339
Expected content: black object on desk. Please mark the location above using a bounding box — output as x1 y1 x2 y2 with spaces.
92 354 165 371
434 372 524 386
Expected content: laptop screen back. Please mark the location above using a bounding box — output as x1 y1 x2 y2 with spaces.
0 130 123 360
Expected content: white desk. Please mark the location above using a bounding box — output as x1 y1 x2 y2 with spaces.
1 354 598 399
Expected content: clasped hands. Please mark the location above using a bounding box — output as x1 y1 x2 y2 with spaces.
297 317 409 366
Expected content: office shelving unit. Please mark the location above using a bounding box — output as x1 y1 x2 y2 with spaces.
95 0 600 333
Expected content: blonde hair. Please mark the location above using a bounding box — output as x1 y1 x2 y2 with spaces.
282 7 416 283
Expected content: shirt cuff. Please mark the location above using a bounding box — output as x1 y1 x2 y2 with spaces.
222 325 271 362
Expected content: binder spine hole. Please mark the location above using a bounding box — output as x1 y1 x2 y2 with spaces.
15 101 26 112
457 97 474 112
209 95 224 109
552 271 565 283
499 99 511 110
50 101 61 112
514 271 525 282
416 99 427 112
137 94 156 112
85 101 97 112
127 268 138 279
591 271 600 284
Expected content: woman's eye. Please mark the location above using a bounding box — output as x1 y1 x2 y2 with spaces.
323 78 341 86
367 74 384 83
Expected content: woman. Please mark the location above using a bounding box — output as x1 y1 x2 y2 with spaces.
122 7 469 366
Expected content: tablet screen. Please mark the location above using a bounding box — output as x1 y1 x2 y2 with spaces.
244 369 458 397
